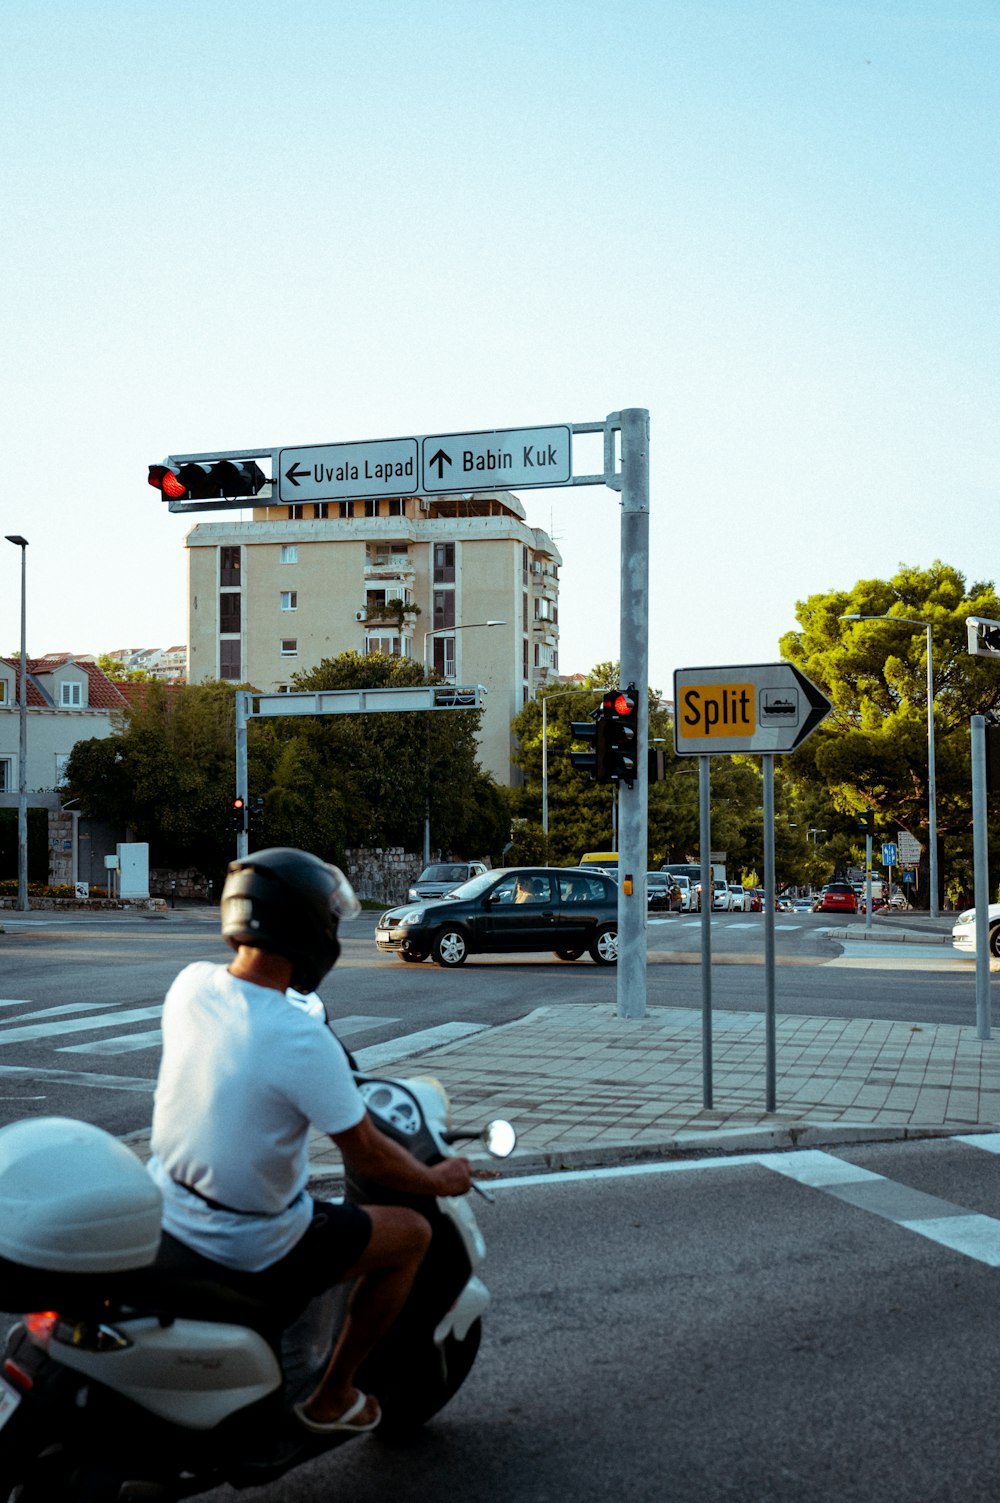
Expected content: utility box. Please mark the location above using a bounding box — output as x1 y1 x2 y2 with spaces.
116 843 150 900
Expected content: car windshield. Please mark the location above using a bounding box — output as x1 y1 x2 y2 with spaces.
447 871 503 901
419 865 469 884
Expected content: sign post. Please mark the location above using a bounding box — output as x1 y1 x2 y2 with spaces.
673 661 832 1110
155 411 651 1018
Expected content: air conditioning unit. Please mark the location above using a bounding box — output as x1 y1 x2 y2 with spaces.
355 610 367 622
419 499 431 512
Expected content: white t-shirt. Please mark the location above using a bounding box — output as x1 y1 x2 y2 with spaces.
147 962 365 1271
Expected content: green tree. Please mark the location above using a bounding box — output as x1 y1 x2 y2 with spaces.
779 561 1000 904
96 653 158 683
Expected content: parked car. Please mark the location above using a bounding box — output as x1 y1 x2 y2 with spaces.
407 861 488 901
817 882 858 914
647 872 682 913
376 866 619 967
952 904 1000 957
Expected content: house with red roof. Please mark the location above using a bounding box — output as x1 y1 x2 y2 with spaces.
0 655 130 884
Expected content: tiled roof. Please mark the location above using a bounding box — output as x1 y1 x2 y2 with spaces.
0 656 130 711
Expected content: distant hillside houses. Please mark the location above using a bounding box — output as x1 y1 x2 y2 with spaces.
104 646 187 682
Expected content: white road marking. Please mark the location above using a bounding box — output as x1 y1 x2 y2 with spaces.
353 1021 489 1072
0 1006 164 1046
496 1146 1000 1269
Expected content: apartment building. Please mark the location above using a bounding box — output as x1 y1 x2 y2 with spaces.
185 490 561 784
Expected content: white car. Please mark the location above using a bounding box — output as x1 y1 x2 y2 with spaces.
712 882 732 911
952 903 1000 958
672 875 697 912
728 884 749 912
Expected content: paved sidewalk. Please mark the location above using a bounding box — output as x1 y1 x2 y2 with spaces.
126 996 1000 1180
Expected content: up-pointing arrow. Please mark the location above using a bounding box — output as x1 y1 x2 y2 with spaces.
428 448 452 480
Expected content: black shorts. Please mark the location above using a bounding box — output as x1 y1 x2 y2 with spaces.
155 1199 372 1328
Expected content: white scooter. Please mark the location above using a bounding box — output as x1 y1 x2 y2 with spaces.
0 1074 515 1501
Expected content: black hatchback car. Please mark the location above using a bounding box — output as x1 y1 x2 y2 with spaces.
375 866 619 968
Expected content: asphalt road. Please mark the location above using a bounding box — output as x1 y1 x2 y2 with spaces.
190 1135 1000 1502
0 906 985 1140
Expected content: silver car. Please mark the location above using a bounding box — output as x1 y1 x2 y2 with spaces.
407 861 488 902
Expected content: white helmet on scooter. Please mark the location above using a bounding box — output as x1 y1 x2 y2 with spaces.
220 847 361 992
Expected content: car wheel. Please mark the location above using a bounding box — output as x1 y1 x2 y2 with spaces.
432 929 468 967
553 948 583 962
990 924 1000 959
401 950 427 963
589 925 618 965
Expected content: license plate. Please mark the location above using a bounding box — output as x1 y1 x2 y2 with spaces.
0 1377 22 1432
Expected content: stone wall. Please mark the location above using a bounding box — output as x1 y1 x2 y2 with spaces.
150 868 217 902
344 847 431 907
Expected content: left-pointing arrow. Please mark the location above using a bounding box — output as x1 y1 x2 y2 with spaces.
285 462 311 487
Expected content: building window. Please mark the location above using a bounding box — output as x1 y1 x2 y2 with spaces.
0 679 7 705
433 637 456 678
60 682 83 708
280 544 298 564
280 639 298 657
523 639 529 678
315 503 329 519
364 500 380 518
280 591 298 611
0 757 12 792
55 753 70 786
288 504 305 520
220 640 241 680
387 498 405 517
433 590 455 631
366 634 404 657
220 546 241 585
220 593 241 632
338 502 350 518
433 543 455 583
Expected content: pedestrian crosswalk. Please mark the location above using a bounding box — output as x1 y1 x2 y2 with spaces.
0 1001 407 1088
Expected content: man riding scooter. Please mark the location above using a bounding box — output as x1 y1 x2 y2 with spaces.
145 847 473 1436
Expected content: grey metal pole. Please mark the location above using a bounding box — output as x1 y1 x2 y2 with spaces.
699 754 713 1107
865 833 873 935
971 716 991 1038
926 625 939 918
4 537 30 913
16 543 27 912
235 691 250 860
615 407 649 1021
763 754 777 1110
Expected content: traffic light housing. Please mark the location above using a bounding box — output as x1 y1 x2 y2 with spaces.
857 809 874 837
149 460 267 504
602 684 639 788
967 617 1000 659
230 796 247 833
570 711 608 782
249 795 265 831
987 724 1000 796
648 747 665 784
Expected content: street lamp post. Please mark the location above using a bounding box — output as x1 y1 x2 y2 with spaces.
421 620 506 866
5 536 28 913
840 613 938 918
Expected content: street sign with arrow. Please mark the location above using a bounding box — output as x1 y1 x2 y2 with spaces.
673 662 832 756
277 438 419 503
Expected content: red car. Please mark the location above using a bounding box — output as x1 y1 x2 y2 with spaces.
818 882 858 913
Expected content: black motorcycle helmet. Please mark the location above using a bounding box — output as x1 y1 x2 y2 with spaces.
220 848 361 993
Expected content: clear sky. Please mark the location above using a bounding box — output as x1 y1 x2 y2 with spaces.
2 0 997 695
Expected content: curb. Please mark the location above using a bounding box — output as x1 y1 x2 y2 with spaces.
305 1119 998 1197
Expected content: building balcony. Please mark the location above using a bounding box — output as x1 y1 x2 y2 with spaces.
364 557 416 583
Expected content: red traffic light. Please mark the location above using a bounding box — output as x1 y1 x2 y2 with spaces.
601 689 635 718
611 692 634 717
233 798 245 811
148 465 187 499
148 460 267 503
